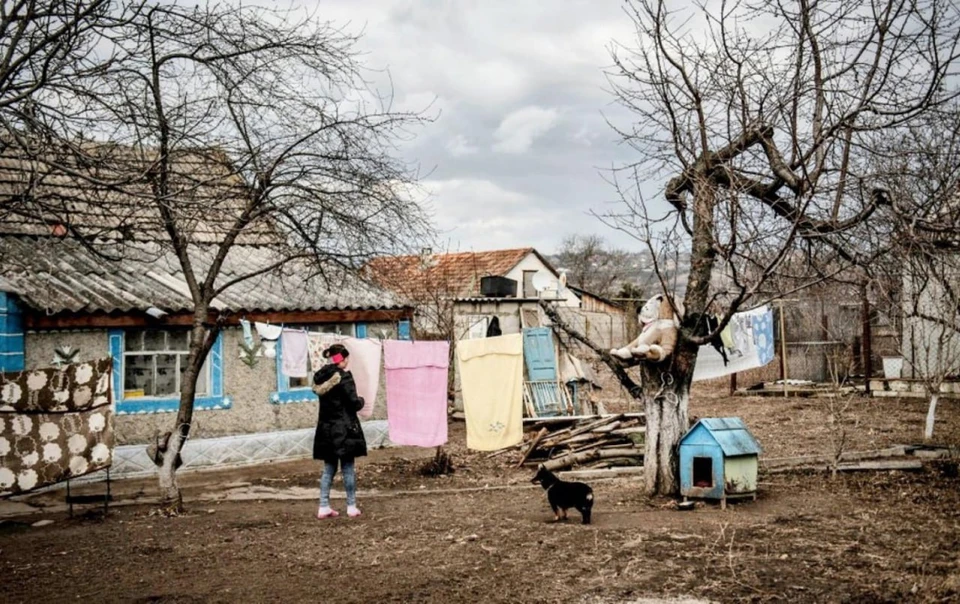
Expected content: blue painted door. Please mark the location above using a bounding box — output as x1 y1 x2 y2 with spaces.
523 327 557 380
523 327 566 416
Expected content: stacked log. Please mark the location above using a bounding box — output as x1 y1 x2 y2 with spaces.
514 413 645 472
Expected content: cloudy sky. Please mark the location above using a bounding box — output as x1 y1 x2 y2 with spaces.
295 0 649 255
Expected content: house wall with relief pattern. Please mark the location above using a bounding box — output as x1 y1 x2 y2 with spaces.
24 323 396 446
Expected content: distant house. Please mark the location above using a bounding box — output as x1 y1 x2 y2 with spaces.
366 247 581 338
367 248 632 416
0 144 409 475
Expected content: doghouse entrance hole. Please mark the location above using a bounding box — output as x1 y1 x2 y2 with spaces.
693 457 713 487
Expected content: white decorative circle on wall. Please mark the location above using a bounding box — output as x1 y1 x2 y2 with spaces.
0 436 9 456
75 363 94 384
26 371 48 391
68 433 88 454
11 416 32 436
42 443 63 463
17 469 37 491
69 456 89 475
20 450 38 466
1 382 22 404
90 443 110 464
88 413 106 433
39 422 61 442
0 467 14 488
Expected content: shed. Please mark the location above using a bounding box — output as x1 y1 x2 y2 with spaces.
679 417 761 509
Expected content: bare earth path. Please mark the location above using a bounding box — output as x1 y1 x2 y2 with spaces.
1 395 959 603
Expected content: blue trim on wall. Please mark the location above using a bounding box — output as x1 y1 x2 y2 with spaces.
274 336 287 394
398 319 411 340
270 388 316 404
355 323 367 338
0 292 25 372
110 329 230 415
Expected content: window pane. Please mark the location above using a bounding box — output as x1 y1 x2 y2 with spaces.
174 354 210 397
195 354 210 396
289 375 309 389
154 354 178 396
167 331 189 351
143 330 167 351
124 354 154 397
125 330 145 352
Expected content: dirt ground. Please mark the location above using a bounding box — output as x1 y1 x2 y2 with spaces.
2 391 960 603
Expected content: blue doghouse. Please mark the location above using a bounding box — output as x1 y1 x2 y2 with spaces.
679 417 761 509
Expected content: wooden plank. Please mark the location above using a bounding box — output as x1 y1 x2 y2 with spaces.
523 412 644 425
25 307 413 330
766 458 923 474
762 446 909 468
542 447 643 472
517 427 549 468
836 459 923 472
558 466 645 480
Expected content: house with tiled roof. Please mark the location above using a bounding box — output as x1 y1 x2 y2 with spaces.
365 247 581 338
0 144 407 475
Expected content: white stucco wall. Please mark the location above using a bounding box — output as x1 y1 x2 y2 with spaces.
902 254 960 381
503 252 580 307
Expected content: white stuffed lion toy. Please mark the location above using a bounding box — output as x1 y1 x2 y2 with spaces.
610 294 678 362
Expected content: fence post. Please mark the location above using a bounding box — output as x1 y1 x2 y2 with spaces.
778 299 788 397
861 285 873 395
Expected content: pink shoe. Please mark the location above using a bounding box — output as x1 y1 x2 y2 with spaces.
347 505 362 518
317 507 339 519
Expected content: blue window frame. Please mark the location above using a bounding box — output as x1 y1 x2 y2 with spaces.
0 292 24 372
398 319 411 340
269 323 354 404
109 328 230 415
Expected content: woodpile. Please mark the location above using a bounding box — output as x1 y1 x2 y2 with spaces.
507 413 645 472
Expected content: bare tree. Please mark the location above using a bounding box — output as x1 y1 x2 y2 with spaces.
2 3 431 510
554 234 631 298
0 1 121 116
575 0 960 495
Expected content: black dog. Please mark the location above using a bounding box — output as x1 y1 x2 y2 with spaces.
531 465 594 525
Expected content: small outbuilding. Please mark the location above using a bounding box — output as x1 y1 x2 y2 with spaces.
679 417 761 509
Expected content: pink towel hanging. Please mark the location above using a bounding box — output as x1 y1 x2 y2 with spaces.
383 340 450 447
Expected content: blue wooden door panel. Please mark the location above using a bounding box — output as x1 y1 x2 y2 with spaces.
523 327 556 381
680 444 724 500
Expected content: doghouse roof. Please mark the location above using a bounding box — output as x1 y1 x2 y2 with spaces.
680 417 761 456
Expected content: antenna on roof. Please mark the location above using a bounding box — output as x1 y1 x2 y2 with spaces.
531 272 553 294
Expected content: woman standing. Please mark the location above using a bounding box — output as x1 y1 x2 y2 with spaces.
312 343 367 518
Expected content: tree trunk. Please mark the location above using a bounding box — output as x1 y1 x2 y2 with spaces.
157 428 185 510
156 321 217 512
639 344 694 496
924 393 939 441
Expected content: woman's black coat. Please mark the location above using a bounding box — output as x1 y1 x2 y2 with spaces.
312 364 368 462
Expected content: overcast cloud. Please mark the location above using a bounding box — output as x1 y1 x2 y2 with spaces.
294 0 648 255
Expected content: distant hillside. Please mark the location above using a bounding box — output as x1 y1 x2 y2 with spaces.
545 249 690 300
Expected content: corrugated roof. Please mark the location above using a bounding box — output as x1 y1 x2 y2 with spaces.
0 143 279 244
682 417 762 456
0 236 402 314
365 248 555 298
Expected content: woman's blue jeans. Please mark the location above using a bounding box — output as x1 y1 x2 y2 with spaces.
320 458 356 507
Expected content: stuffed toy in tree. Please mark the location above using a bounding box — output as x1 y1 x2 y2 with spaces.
610 294 678 362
